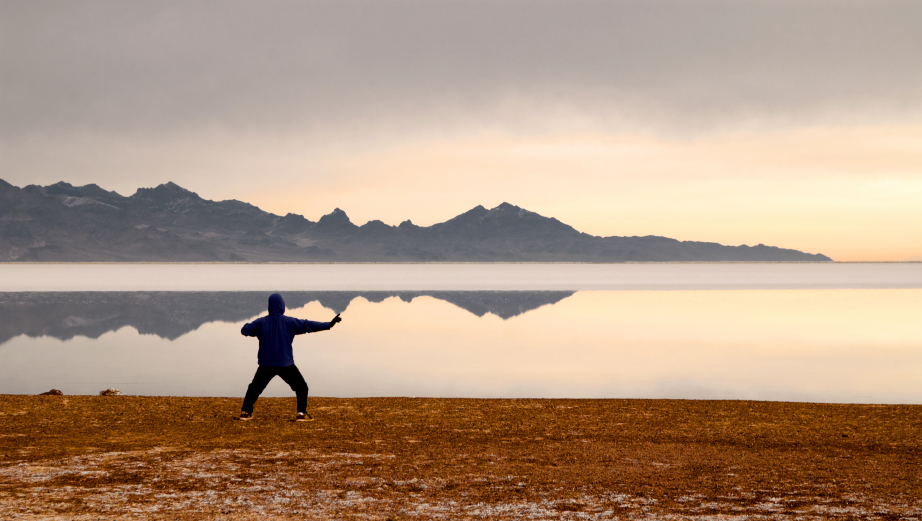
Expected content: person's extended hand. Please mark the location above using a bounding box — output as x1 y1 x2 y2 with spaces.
330 313 343 327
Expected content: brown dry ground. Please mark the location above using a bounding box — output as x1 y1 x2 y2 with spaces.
0 396 920 520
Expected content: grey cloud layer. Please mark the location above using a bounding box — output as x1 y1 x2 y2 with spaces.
3 0 921 139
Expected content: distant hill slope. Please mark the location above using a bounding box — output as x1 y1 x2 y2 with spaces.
0 179 832 262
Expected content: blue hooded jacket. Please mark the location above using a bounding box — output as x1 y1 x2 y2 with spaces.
241 293 332 367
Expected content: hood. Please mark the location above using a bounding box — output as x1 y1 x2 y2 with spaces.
268 293 286 316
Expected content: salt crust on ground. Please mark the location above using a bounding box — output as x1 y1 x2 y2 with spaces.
1 396 920 520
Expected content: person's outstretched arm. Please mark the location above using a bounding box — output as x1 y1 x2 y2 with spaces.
290 314 342 335
241 319 260 337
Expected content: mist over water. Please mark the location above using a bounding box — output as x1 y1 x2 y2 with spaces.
1 264 920 403
3 262 921 291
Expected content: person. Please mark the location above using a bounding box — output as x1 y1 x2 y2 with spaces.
238 293 342 422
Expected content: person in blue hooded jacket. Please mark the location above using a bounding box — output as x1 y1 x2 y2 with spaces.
238 293 342 422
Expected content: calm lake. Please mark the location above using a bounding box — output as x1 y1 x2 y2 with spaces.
1 263 920 403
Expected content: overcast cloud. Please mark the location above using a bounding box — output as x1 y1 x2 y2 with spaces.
3 0 922 140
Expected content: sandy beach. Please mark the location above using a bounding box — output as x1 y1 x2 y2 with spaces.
1 395 919 520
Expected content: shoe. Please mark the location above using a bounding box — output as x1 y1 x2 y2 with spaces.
295 412 314 422
238 411 253 421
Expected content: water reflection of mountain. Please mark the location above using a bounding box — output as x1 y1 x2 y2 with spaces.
0 291 575 344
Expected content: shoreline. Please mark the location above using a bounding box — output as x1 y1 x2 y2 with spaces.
2 396 919 519
2 262 920 292
2 393 918 405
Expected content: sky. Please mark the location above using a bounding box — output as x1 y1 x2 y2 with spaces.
2 0 921 261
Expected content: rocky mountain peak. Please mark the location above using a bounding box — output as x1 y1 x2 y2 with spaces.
314 208 358 236
131 182 205 212
275 213 315 234
132 181 196 199
44 181 76 192
43 181 128 208
398 219 419 230
318 208 351 224
429 201 580 241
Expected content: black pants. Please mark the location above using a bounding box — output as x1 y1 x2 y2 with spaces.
241 364 309 414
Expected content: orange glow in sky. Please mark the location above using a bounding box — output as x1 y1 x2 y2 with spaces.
5 1 922 262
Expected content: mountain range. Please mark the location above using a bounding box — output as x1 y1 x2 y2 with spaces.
0 179 831 262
